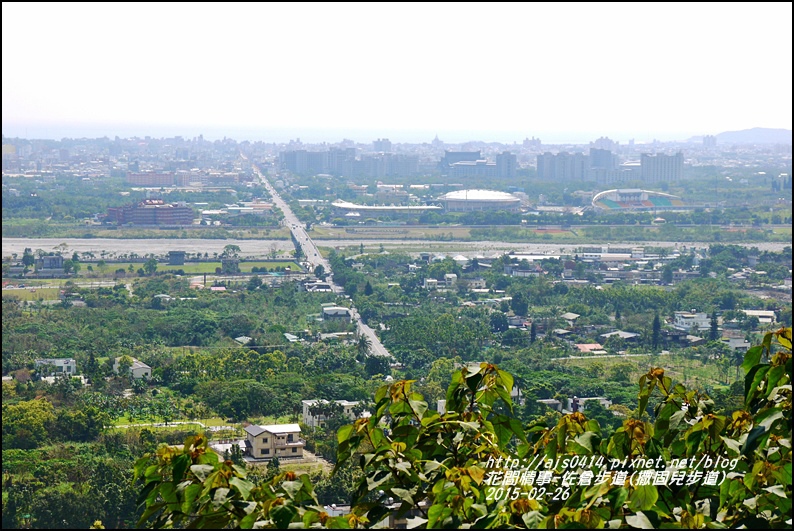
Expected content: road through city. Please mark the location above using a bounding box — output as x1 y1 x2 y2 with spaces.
249 159 393 359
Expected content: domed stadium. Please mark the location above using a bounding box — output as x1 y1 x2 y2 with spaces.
438 189 521 212
592 189 686 211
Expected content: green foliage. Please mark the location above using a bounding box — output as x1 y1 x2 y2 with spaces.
134 434 359 528
137 328 791 528
2 398 56 449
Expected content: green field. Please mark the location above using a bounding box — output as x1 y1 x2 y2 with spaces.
555 351 735 389
2 286 61 301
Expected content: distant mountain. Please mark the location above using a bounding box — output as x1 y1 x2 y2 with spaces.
716 127 792 145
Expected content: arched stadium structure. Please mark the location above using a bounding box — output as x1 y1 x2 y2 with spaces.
592 189 686 211
438 189 522 212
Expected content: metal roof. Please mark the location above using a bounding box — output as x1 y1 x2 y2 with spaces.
439 189 520 201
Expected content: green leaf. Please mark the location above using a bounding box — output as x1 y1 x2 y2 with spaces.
408 397 428 419
741 426 769 457
755 408 784 432
514 511 540 529
159 482 177 504
172 454 190 483
427 503 445 529
742 345 763 373
212 487 230 509
337 424 354 444
190 464 215 481
181 483 202 515
391 487 414 505
240 511 258 529
136 480 158 506
721 436 742 455
572 432 599 454
744 365 769 407
282 480 304 500
270 504 298 529
763 365 786 396
629 485 658 511
366 470 393 491
625 511 654 529
229 476 255 500
763 485 788 498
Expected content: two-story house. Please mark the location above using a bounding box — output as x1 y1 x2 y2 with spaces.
244 424 305 460
673 311 710 332
301 399 361 429
35 358 77 376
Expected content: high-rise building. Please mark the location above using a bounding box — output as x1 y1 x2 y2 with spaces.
590 137 619 152
589 148 617 170
536 152 588 181
373 138 392 152
496 151 517 179
641 152 684 182
279 150 329 175
442 151 481 168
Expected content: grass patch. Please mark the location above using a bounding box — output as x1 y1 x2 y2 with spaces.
1 286 61 301
556 352 734 388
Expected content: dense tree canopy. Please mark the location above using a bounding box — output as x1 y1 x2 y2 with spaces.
133 328 791 529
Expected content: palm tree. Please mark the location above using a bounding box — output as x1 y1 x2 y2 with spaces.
356 334 372 361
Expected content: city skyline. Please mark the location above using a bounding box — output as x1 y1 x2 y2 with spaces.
3 3 792 144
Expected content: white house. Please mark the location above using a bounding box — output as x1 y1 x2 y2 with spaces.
35 358 77 376
423 278 439 290
673 311 710 332
301 399 363 428
741 310 776 325
113 357 152 379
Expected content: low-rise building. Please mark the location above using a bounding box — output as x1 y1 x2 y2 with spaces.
113 357 152 379
741 310 776 325
244 424 305 460
301 399 361 429
322 306 352 322
673 311 710 332
35 358 77 376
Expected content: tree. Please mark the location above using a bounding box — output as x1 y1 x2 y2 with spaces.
364 280 373 296
364 354 390 378
64 259 81 275
530 321 537 343
709 310 719 341
2 398 56 449
314 264 325 278
661 265 673 284
356 334 372 361
117 355 133 378
510 291 529 316
136 329 792 529
652 312 661 349
247 275 263 291
22 248 35 268
490 311 509 333
143 258 158 276
221 244 241 259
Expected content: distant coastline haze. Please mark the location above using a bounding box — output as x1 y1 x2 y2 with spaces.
3 3 791 144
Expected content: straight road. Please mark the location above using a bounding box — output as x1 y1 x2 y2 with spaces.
248 158 393 359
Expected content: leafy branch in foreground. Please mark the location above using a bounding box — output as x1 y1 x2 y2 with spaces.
134 328 791 528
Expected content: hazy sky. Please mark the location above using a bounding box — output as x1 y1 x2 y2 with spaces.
3 2 792 144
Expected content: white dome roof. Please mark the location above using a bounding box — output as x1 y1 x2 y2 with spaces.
439 189 518 201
